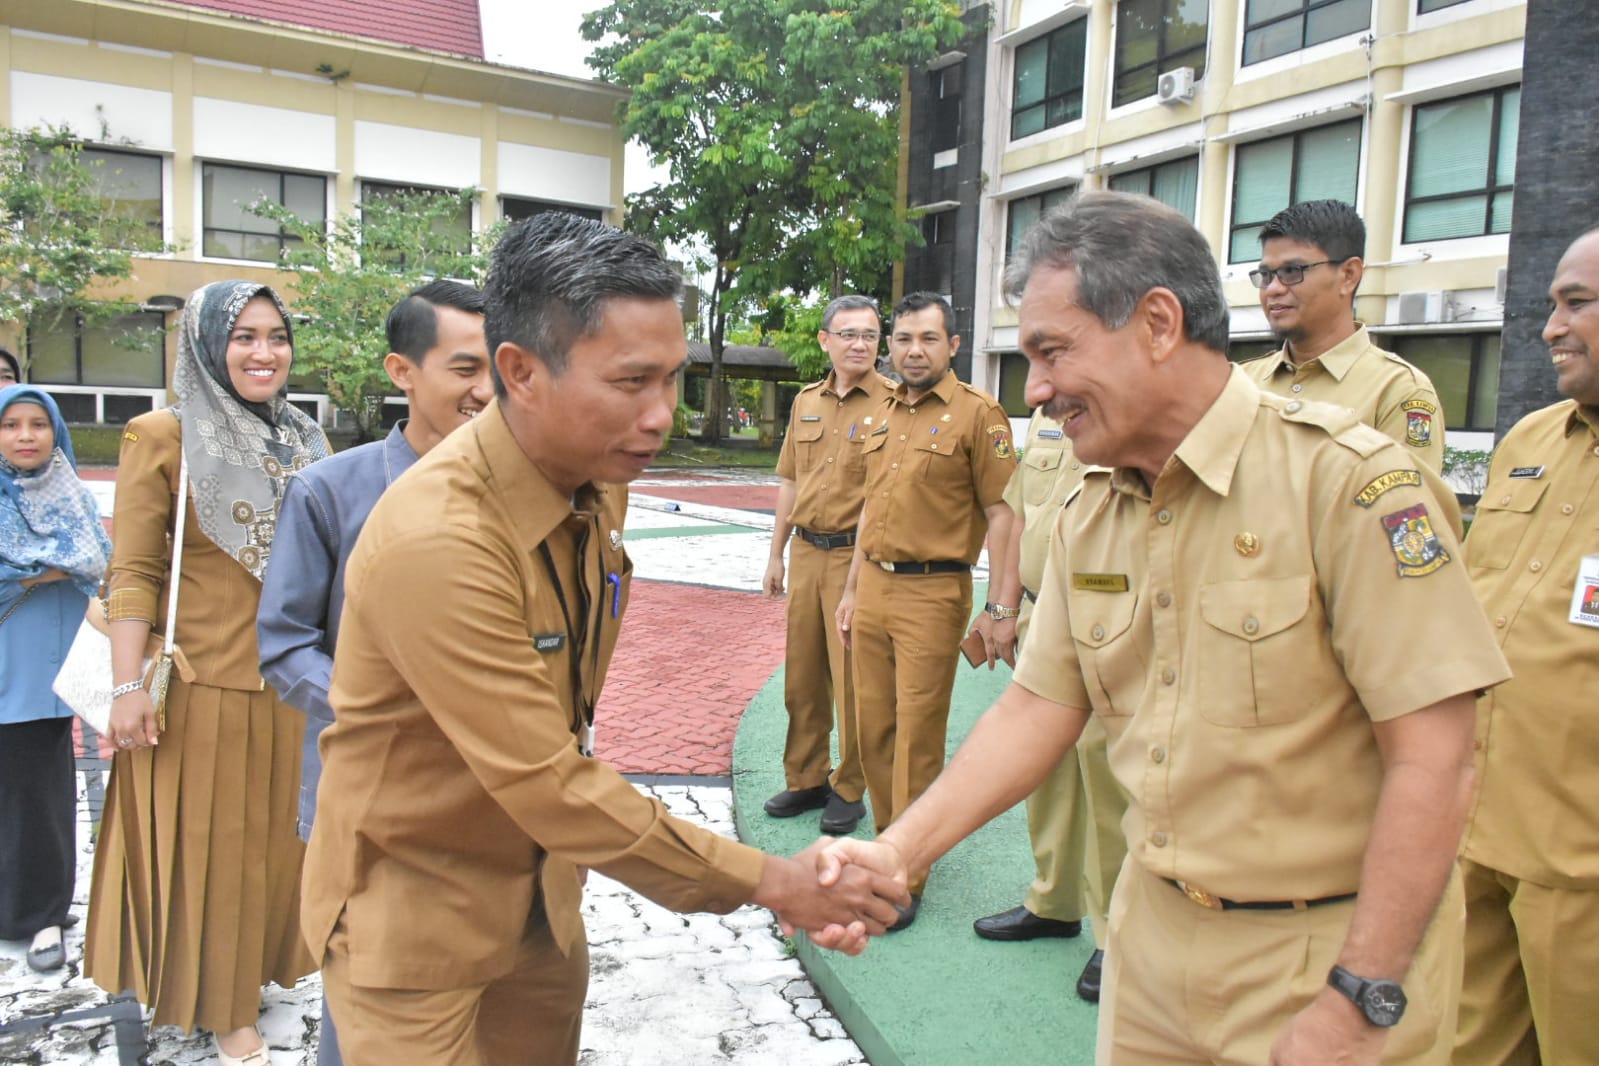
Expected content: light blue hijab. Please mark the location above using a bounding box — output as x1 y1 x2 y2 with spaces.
0 385 111 598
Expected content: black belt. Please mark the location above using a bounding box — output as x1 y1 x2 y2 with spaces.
1165 878 1357 912
874 560 970 575
1022 587 1038 604
795 527 856 550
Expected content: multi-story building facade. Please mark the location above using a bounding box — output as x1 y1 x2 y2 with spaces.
902 0 1524 459
0 0 627 425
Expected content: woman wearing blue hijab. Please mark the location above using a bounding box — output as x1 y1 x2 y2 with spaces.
0 385 111 972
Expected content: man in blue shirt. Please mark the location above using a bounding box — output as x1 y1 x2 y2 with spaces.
257 279 490 1065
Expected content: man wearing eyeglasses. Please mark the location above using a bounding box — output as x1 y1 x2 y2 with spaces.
762 296 894 836
1243 200 1446 471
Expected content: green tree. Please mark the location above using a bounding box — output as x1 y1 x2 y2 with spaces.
250 188 491 442
0 124 168 353
582 0 966 442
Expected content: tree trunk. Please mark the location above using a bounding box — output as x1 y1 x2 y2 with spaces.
702 263 729 445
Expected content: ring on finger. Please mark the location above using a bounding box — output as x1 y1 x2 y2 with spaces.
118 737 134 747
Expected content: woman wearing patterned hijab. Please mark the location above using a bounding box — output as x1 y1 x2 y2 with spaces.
0 386 111 974
84 281 329 1066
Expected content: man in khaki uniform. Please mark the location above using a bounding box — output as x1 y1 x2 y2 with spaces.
835 291 1016 929
1243 200 1446 472
302 215 905 1066
817 193 1510 1063
967 412 1125 1003
761 296 894 836
1453 228 1599 1065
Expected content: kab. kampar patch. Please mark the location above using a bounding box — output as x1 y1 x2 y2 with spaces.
988 424 1013 459
1381 503 1451 577
1402 399 1436 448
1354 469 1422 508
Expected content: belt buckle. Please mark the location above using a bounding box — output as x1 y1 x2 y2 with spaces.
1179 881 1223 910
878 560 895 572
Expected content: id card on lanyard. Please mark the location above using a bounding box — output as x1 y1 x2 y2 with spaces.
1571 553 1599 629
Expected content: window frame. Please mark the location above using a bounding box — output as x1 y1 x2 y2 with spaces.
1401 84 1518 245
1386 331 1501 433
996 351 1032 418
1112 0 1210 109
1227 117 1363 263
1417 0 1471 12
79 145 165 243
1010 20 1088 141
1005 185 1078 262
1106 155 1201 220
201 161 326 263
918 209 959 296
931 62 964 153
26 308 167 390
1241 0 1371 66
499 196 605 224
362 180 475 270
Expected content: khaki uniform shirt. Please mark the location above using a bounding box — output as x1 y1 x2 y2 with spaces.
1462 401 1599 888
1003 412 1089 595
1244 325 1446 471
857 372 1016 564
1014 367 1510 902
776 370 895 534
302 403 765 990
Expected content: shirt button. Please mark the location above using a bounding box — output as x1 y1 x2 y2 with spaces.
1151 746 1166 764
1563 503 1575 515
1160 667 1176 685
1242 616 1260 635
1500 495 1512 505
931 443 939 451
1285 401 1302 413
908 408 917 415
1530 561 1542 572
1156 591 1172 608
899 434 907 441
891 462 899 469
1291 383 1303 393
826 457 834 463
1592 446 1599 457
1495 616 1507 628
1090 624 1106 641
1151 831 1168 847
1156 509 1173 525
1071 461 1081 470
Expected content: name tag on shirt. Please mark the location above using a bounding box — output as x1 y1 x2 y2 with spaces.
1073 573 1130 593
799 414 822 422
1509 466 1546 479
1037 428 1064 440
532 633 567 653
1571 555 1599 629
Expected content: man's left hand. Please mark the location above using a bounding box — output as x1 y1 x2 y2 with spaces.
1269 989 1385 1066
968 613 1017 670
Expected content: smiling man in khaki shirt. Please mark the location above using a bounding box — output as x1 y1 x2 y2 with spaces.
1453 228 1599 1066
815 193 1510 1064
302 215 905 1066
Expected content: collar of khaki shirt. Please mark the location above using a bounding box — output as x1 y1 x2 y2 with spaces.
820 368 888 400
1568 402 1599 436
891 367 958 407
1109 365 1258 502
474 399 610 552
1267 323 1372 382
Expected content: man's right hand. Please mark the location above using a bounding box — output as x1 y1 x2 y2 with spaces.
835 591 856 650
756 848 908 954
763 557 786 599
802 836 912 951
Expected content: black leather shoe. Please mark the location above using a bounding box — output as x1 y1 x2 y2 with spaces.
972 905 1083 941
1077 949 1104 1003
819 793 865 835
887 895 921 933
763 785 830 818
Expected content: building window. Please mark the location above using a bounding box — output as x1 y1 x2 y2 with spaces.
1113 0 1209 108
1418 0 1470 11
997 351 1032 417
1011 21 1086 139
1228 339 1280 364
1108 156 1200 220
1243 0 1371 65
500 197 604 224
364 181 473 269
1403 85 1519 243
28 309 166 401
918 210 958 296
202 163 325 262
931 63 964 152
79 147 163 240
1006 186 1077 260
1389 333 1500 432
1229 119 1361 263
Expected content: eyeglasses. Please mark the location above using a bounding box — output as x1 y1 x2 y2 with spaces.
824 329 881 345
1247 259 1348 289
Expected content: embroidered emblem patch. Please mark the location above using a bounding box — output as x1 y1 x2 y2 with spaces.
1381 504 1451 577
122 431 139 442
988 423 1013 459
1402 400 1435 447
1354 469 1422 508
1508 466 1546 479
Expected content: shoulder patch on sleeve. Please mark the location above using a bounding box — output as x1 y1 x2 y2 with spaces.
1353 469 1422 507
1380 503 1452 577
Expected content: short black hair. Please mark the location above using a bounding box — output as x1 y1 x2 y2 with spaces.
892 291 957 339
386 280 486 364
485 213 681 396
1259 200 1366 263
0 347 19 381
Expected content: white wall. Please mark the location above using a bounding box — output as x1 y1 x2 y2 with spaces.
10 70 173 149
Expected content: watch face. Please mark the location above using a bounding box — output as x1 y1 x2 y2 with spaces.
1362 981 1407 1028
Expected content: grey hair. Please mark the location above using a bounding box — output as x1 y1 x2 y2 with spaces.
1003 190 1230 353
820 295 880 331
486 212 682 394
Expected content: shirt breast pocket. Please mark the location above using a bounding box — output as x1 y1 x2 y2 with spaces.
1021 448 1064 507
790 420 826 473
1466 479 1551 570
1069 589 1142 718
913 435 964 484
1197 575 1320 727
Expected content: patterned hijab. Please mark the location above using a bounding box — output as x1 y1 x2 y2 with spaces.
173 280 329 580
0 385 111 597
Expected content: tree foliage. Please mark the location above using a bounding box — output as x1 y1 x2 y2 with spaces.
251 189 491 442
582 0 967 440
0 124 168 348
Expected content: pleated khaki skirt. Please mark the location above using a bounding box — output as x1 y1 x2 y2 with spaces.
84 679 315 1034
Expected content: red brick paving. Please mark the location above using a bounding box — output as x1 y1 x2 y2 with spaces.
596 579 786 775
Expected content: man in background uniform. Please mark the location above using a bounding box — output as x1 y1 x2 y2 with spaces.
761 295 894 836
967 413 1125 1003
835 292 1015 930
1453 228 1599 1065
1244 200 1446 471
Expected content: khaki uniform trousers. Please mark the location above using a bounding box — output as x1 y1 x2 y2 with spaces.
1454 857 1599 1065
1099 858 1463 1065
322 915 589 1066
782 537 863 799
852 564 971 893
1016 601 1128 945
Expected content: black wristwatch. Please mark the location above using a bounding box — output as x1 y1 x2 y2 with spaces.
1327 965 1407 1028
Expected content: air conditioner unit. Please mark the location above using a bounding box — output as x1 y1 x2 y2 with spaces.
1157 67 1196 105
1396 290 1446 325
